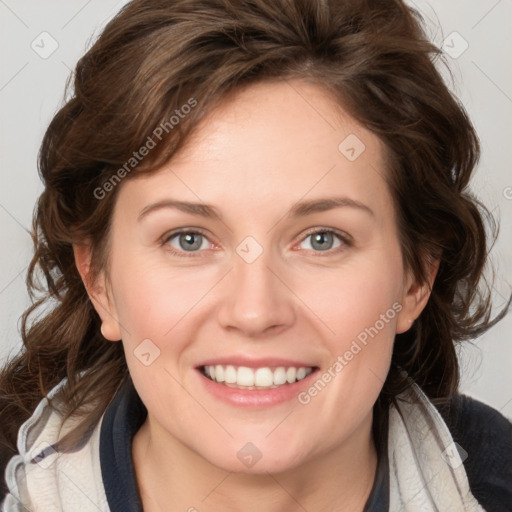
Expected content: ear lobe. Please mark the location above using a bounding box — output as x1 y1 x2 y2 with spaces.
73 243 122 341
396 259 440 334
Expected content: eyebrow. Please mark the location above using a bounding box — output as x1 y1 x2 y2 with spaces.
137 196 374 222
288 197 374 218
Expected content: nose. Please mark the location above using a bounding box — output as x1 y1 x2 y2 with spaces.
216 252 296 338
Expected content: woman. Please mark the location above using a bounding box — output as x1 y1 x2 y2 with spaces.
1 0 511 510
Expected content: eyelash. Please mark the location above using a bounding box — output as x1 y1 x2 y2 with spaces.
161 227 352 258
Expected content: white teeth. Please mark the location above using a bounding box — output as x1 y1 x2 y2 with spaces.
254 368 273 387
286 367 297 383
296 367 307 380
203 364 314 388
224 365 237 384
273 367 287 385
215 364 225 382
237 367 255 386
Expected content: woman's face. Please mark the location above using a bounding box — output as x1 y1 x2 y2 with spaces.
87 80 429 473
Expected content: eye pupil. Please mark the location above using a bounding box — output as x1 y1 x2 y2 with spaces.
180 233 202 251
311 232 333 251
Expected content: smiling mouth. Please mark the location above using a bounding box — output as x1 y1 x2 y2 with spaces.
201 364 316 390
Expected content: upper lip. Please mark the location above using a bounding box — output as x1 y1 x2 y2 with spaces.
196 357 317 369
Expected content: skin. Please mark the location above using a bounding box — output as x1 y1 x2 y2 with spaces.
75 80 436 511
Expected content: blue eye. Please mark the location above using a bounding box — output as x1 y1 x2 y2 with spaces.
298 230 346 253
301 231 341 251
162 228 350 258
165 231 211 253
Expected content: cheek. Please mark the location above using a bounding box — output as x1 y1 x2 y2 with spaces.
293 251 403 345
290 252 402 414
110 253 217 341
109 257 221 402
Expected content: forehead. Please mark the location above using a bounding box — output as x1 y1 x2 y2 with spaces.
174 80 382 165
117 80 394 224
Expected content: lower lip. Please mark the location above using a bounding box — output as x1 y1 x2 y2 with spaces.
196 369 318 407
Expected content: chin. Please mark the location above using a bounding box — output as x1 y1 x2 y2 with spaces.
199 440 312 475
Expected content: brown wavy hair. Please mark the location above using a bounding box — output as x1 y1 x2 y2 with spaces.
1 0 509 493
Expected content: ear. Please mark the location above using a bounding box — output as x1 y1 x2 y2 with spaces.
396 258 440 334
73 242 122 341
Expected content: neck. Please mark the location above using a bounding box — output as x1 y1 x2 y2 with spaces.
132 412 378 512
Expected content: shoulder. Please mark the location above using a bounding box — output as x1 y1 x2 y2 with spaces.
435 393 512 511
1 378 109 511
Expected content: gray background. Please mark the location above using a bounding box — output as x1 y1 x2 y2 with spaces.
1 0 511 416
